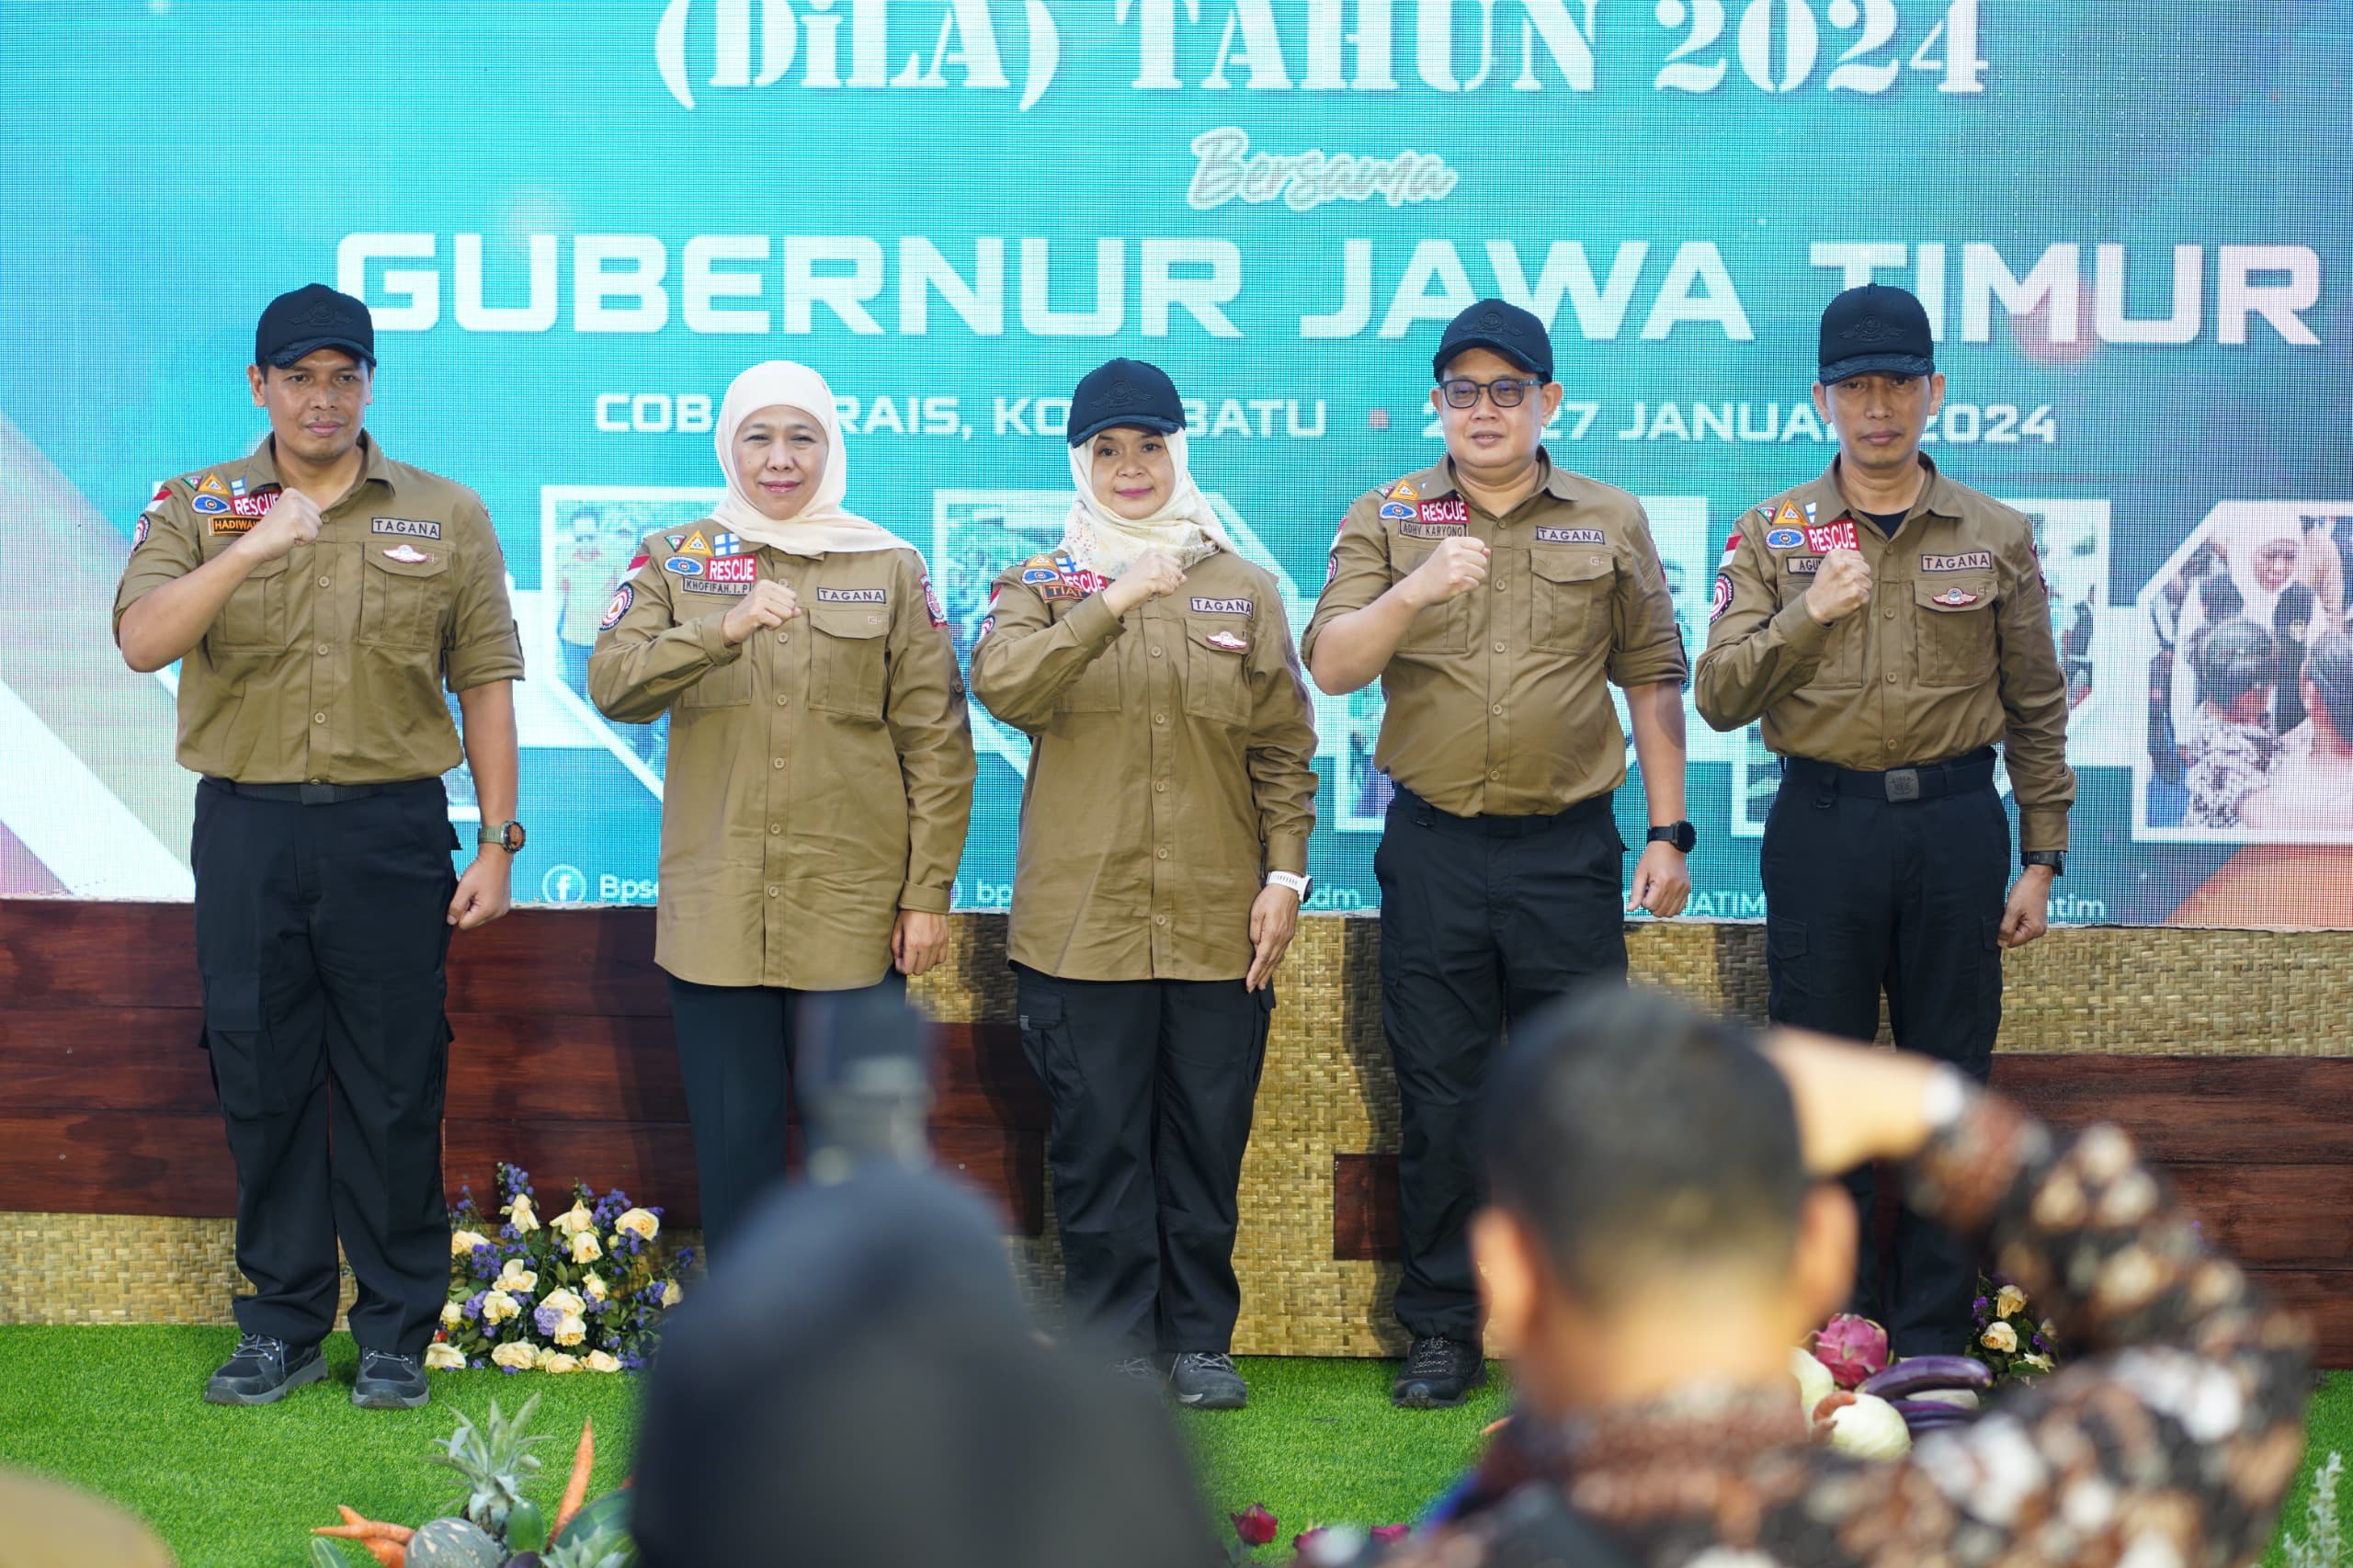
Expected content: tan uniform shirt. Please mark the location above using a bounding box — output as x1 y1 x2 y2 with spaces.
589 528 975 991
1694 456 2075 851
111 436 523 783
969 547 1318 983
1301 456 1687 817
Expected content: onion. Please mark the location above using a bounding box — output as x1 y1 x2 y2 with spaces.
1790 1346 1836 1415
1825 1392 1914 1460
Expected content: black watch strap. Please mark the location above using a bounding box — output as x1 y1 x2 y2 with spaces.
1646 822 1698 854
2021 849 2065 875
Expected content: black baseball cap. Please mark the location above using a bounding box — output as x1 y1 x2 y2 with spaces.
255 283 376 369
1818 284 1934 384
1433 299 1553 382
1067 358 1185 446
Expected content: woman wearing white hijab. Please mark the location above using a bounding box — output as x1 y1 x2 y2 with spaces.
970 359 1318 1410
590 360 975 1252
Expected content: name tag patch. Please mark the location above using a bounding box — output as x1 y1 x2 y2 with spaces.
209 513 256 536
1189 597 1253 616
370 516 440 540
705 554 757 585
1805 521 1860 555
1536 527 1606 545
815 586 889 604
1921 551 1994 573
1787 556 1821 575
677 576 750 596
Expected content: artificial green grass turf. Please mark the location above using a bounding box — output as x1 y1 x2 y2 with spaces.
0 1328 2342 1565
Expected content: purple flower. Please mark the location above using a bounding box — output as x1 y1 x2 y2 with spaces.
535 1304 564 1337
463 1292 486 1322
1972 1297 1989 1316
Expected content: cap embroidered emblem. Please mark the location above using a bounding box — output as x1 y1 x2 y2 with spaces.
1843 316 1903 344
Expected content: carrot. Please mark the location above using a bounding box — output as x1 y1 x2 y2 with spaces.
314 1520 415 1543
553 1417 595 1534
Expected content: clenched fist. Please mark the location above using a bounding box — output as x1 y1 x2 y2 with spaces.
722 578 801 643
1404 535 1491 608
1803 550 1872 625
1104 549 1188 616
233 489 321 563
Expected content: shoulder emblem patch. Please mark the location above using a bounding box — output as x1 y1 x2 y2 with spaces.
599 582 634 631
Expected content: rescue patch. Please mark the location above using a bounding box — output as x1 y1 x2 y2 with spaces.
1930 586 1984 608
1189 597 1253 615
131 516 150 549
1764 527 1805 551
705 554 758 585
664 556 706 576
192 494 230 515
1787 556 1822 574
371 516 441 540
678 576 751 596
1379 501 1415 521
381 544 431 564
1536 527 1606 545
599 582 634 630
1203 630 1249 653
1417 497 1468 527
231 486 283 517
1921 551 1994 573
1710 573 1733 622
815 586 889 604
1805 521 1860 555
923 574 948 628
210 514 256 536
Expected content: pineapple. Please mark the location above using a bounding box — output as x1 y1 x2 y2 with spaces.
426 1393 552 1538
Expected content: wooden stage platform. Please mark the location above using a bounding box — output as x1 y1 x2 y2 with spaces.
2 903 2347 1363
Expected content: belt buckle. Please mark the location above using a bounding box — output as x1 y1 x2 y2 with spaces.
298 783 336 806
1883 767 1922 802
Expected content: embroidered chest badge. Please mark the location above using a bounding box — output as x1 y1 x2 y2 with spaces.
1204 630 1249 653
381 544 431 564
1931 587 1983 608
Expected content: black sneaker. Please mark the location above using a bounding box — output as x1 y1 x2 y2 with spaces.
204 1334 325 1405
1109 1355 1163 1389
351 1348 431 1410
1167 1351 1248 1410
1391 1335 1487 1409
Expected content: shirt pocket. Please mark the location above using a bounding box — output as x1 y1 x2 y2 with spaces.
1182 618 1252 729
810 606 890 722
212 553 290 650
1392 546 1469 656
1913 575 1999 687
1529 550 1615 656
359 547 454 648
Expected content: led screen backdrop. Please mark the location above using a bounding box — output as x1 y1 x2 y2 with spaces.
2 2 2346 925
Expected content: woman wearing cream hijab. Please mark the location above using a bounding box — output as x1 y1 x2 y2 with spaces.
970 358 1318 1410
590 361 975 1253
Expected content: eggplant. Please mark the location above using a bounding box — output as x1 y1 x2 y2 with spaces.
1891 1399 1975 1430
1859 1356 1993 1400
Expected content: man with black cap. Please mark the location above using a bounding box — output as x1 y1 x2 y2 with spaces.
1303 301 1692 1408
1695 283 2073 1358
114 283 526 1409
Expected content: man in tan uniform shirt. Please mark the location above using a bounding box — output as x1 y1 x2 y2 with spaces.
1303 300 1694 1408
112 284 524 1411
1695 282 2073 1358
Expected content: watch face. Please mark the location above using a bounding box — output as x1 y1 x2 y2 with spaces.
504 821 527 854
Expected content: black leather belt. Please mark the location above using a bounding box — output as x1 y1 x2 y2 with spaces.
1391 783 1613 837
201 777 423 805
1779 746 1997 803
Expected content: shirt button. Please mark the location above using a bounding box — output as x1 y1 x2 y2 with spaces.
767 885 779 899
315 644 330 656
1493 642 1506 653
1884 608 1896 619
1154 713 1167 725
1885 673 1897 684
1154 780 1167 793
1494 579 1506 592
1149 646 1163 658
1155 846 1168 859
768 823 781 835
1154 914 1168 926
313 711 326 724
775 694 788 706
317 576 331 588
777 632 790 644
772 757 785 769
1886 738 1899 749
1489 767 1503 779
1491 704 1503 715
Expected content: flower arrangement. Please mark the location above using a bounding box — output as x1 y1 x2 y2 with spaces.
435 1164 693 1375
1226 1504 1407 1564
1971 1274 2058 1382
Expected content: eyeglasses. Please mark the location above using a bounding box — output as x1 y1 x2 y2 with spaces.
1438 377 1543 409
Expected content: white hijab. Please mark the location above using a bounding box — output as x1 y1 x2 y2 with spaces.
1058 426 1236 576
711 361 915 557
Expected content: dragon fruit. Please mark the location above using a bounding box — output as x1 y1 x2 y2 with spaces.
1812 1313 1891 1390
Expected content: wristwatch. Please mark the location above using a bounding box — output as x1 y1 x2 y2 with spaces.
1267 870 1313 900
478 820 527 854
1645 822 1698 854
2020 849 2065 876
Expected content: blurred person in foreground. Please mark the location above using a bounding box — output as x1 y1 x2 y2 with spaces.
0 1470 176 1567
1370 986 2312 1567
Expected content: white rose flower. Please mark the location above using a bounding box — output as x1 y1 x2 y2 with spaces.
615 1208 661 1241
582 1272 608 1303
449 1230 493 1256
480 1290 519 1325
490 1341 539 1371
425 1343 467 1371
440 1301 464 1329
554 1203 596 1237
661 1280 683 1308
539 1288 586 1318
570 1232 603 1265
494 1261 539 1297
552 1312 588 1347
540 1352 581 1374
506 1194 540 1233
1995 1285 2029 1320
1982 1320 2020 1354
585 1351 623 1374
2022 1352 2054 1373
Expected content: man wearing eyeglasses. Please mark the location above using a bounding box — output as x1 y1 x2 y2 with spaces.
1694 283 2074 1360
1304 299 1692 1409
